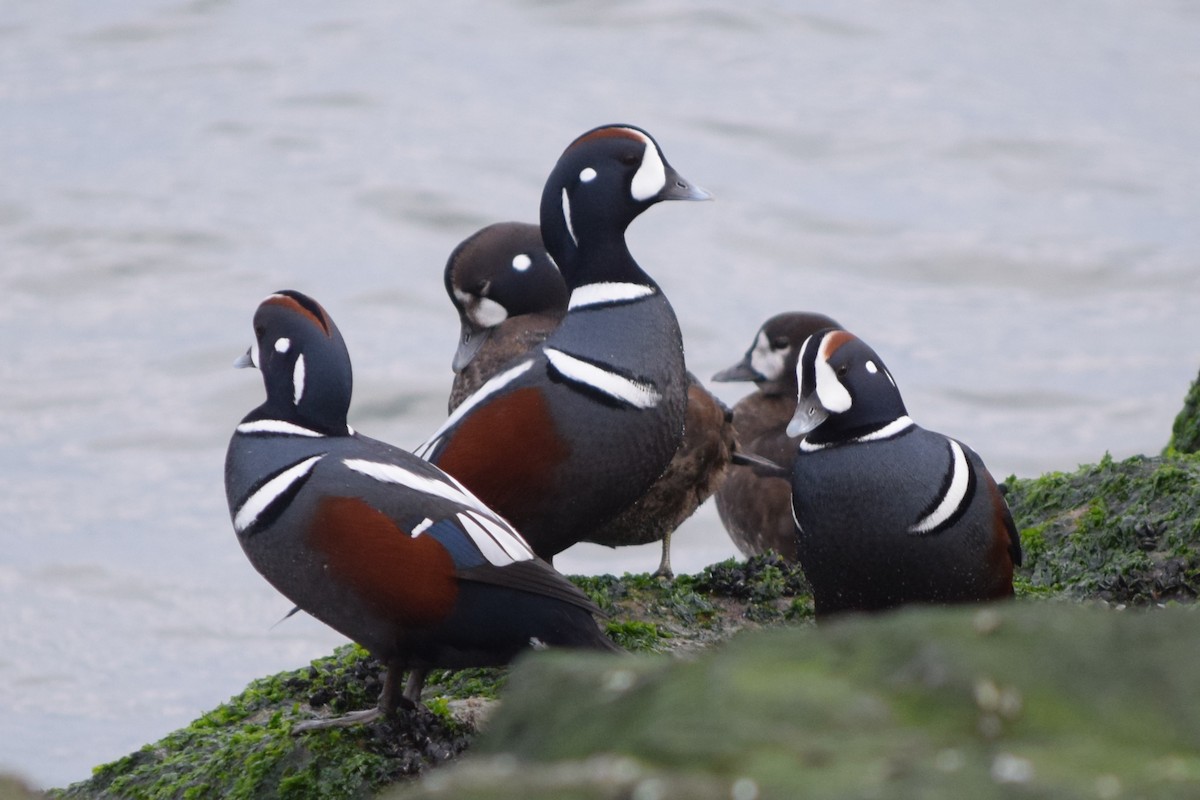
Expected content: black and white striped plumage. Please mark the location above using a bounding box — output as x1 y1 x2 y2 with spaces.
417 125 711 560
787 328 1023 617
225 291 615 729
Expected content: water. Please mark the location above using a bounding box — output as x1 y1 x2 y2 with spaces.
3 0 1199 789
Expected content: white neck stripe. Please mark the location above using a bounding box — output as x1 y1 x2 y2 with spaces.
544 348 661 409
236 420 325 437
909 438 970 534
568 282 655 310
798 416 914 452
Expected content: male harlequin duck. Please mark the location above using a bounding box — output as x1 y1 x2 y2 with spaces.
417 125 711 562
224 290 616 730
442 221 733 577
786 328 1023 618
711 311 842 560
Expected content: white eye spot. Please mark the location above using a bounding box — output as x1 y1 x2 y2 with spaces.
865 360 878 374
274 337 291 354
630 142 667 201
292 353 306 406
512 253 532 272
579 167 597 183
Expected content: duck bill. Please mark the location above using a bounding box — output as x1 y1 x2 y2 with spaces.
452 324 491 373
786 395 829 438
712 357 761 383
659 165 713 202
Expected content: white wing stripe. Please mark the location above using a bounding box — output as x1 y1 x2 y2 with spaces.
544 348 661 409
341 458 535 562
464 509 533 561
910 439 970 534
234 455 324 533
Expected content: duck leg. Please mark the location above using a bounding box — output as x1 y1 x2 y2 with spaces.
292 660 414 733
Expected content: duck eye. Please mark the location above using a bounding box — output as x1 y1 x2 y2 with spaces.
837 365 849 377
254 324 265 340
619 153 640 167
771 337 789 350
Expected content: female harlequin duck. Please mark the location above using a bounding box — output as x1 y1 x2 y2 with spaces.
711 311 842 560
225 291 616 730
417 125 712 563
441 221 733 577
786 328 1023 618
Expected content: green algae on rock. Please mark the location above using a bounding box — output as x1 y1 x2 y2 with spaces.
391 602 1200 800
1005 452 1200 603
52 645 475 800
1167 368 1200 455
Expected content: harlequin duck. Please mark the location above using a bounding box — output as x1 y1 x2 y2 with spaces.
441 220 733 577
711 312 842 560
444 222 568 411
225 290 617 730
786 328 1023 618
417 124 712 561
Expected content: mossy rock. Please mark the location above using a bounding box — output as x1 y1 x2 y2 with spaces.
391 602 1200 799
1005 452 1200 603
1167 368 1200 455
52 451 1200 799
51 555 812 800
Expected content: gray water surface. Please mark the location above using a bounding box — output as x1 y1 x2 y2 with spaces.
3 0 1199 789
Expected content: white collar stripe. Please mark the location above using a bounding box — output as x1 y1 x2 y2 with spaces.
234 455 324 533
910 439 971 534
797 416 914 452
568 282 655 310
236 420 325 437
544 348 661 409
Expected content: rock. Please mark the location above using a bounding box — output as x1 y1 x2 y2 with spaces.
1168 368 1200 454
390 602 1200 799
51 448 1200 798
1004 451 1200 604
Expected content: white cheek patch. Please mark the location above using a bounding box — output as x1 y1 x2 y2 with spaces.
512 254 532 272
293 354 306 406
561 188 578 246
469 297 508 329
630 142 667 201
749 331 785 380
249 340 261 369
579 167 597 183
814 341 851 415
275 338 290 354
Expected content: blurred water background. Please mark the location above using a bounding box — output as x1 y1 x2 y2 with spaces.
2 0 1199 789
